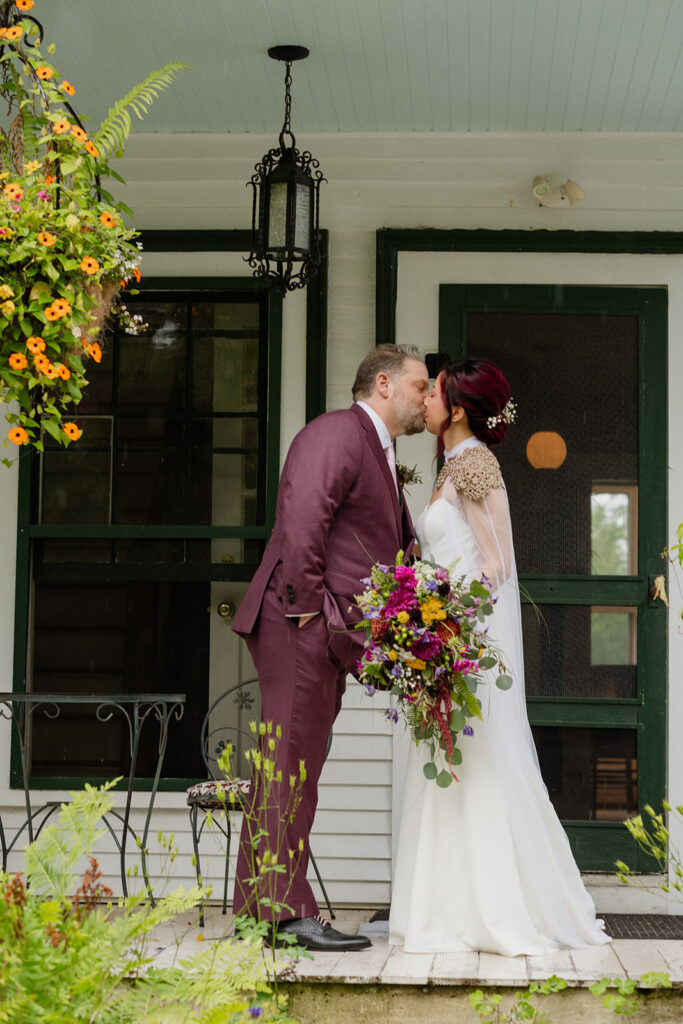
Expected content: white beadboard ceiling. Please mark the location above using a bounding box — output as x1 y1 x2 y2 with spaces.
44 0 683 135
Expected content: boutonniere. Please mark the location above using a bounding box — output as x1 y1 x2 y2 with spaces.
396 463 422 491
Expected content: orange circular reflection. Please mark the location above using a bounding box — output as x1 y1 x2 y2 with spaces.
526 431 567 469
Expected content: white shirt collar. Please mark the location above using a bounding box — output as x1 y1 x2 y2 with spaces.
444 435 486 461
355 400 392 449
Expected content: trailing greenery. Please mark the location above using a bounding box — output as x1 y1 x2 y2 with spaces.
0 781 295 1023
93 63 189 160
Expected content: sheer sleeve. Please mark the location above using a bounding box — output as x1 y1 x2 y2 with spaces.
440 478 515 593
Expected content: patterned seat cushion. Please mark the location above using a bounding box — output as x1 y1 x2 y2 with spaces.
186 778 251 809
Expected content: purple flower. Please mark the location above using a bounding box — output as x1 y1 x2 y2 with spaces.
385 707 399 723
391 665 403 677
411 636 442 661
249 1009 263 1019
424 580 438 592
362 682 376 697
434 665 447 679
384 590 418 617
463 725 474 736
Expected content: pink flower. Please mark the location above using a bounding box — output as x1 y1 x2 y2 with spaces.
385 589 417 617
36 189 49 200
393 565 417 586
412 636 442 660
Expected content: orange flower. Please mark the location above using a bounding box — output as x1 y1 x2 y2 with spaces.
52 119 71 135
85 141 99 159
60 80 75 96
8 426 29 446
44 175 55 185
55 363 71 381
16 0 35 9
80 257 100 275
0 29 6 39
5 27 24 41
33 356 50 374
26 336 46 354
3 183 23 201
70 126 88 144
134 266 141 283
37 231 56 247
44 306 61 321
50 298 71 316
99 211 117 228
36 66 54 81
63 422 82 441
42 362 59 379
86 342 102 363
8 352 27 371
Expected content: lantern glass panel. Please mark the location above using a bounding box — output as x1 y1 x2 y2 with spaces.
268 182 287 249
294 183 311 251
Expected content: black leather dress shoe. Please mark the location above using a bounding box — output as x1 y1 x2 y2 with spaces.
269 915 372 952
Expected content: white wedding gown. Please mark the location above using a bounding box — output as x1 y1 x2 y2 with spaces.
389 437 610 955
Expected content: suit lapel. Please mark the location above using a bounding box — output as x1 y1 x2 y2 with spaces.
351 404 403 537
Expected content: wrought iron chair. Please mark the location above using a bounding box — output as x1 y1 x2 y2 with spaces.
186 677 335 927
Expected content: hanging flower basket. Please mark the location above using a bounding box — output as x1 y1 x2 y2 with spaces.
0 0 188 459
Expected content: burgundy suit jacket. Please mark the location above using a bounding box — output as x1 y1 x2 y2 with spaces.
232 403 416 672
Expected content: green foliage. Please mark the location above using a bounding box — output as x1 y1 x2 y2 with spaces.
0 782 291 1023
94 63 190 159
0 1 189 455
469 976 568 1023
616 800 683 897
590 973 671 1016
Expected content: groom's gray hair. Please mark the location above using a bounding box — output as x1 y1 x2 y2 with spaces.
352 344 423 399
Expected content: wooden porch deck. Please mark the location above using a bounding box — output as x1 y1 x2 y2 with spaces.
151 907 683 986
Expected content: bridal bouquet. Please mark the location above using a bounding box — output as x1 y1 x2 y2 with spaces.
354 553 512 788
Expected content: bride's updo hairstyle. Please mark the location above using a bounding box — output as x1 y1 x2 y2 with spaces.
438 358 511 453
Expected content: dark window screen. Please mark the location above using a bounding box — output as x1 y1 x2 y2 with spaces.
466 311 639 576
522 604 637 699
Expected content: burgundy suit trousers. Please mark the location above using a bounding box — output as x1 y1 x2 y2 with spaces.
232 574 346 922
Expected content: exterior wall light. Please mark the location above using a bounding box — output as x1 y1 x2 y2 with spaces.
246 46 326 294
526 431 567 469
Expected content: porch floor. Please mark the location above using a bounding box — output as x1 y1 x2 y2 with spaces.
150 907 683 987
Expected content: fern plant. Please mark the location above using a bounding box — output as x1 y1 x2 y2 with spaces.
94 63 190 160
0 781 294 1024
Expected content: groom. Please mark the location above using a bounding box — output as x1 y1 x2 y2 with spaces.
231 343 428 951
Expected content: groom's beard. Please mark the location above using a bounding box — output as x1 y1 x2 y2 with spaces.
393 394 427 436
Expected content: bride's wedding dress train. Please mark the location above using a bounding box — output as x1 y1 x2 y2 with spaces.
389 437 610 955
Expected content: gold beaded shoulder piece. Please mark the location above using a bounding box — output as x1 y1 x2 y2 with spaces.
434 446 504 502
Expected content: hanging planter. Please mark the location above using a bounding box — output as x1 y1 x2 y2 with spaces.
0 0 188 459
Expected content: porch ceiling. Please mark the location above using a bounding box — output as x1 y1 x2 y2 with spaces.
48 0 683 135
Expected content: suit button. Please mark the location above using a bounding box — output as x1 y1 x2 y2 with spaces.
286 583 296 604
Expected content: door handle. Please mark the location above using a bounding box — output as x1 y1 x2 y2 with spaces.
648 574 669 607
217 601 237 620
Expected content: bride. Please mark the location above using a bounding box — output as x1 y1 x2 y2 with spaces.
389 358 610 956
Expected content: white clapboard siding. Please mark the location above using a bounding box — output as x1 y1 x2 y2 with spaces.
3 130 683 906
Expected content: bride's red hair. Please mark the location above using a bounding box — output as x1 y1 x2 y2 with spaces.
437 358 511 457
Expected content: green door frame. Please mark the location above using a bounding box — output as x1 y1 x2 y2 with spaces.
438 284 667 871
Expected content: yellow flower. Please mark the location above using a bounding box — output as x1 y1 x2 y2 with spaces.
0 300 15 317
387 650 398 661
23 160 42 175
406 658 427 671
420 596 447 625
396 611 410 623
0 285 14 299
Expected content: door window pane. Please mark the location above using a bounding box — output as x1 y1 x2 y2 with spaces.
30 581 209 778
591 486 637 575
467 311 639 575
532 726 637 821
523 604 637 698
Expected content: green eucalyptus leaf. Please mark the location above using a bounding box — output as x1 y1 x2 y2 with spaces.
436 770 453 788
478 656 497 670
496 674 514 690
448 708 466 732
423 761 438 780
